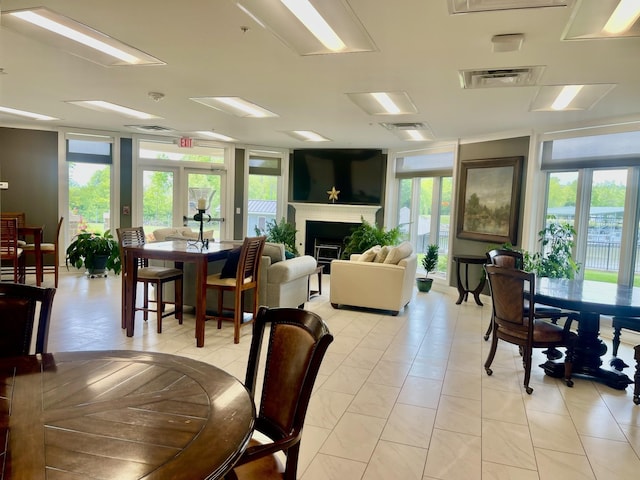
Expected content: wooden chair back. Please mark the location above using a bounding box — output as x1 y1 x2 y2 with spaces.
485 264 533 336
116 227 148 272
0 282 56 357
486 249 524 269
231 306 333 479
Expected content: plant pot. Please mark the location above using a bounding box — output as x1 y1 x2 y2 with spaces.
87 255 109 276
416 277 433 293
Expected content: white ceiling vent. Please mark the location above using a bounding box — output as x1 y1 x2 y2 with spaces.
448 0 568 14
381 122 427 130
459 66 545 88
125 125 174 133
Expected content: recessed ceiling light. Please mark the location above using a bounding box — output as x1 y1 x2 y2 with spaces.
448 0 568 14
190 97 278 118
195 131 237 142
380 122 434 141
0 105 58 121
235 0 376 55
603 0 640 34
530 84 616 111
285 130 331 142
67 100 161 119
347 92 418 115
563 0 640 39
1 7 164 66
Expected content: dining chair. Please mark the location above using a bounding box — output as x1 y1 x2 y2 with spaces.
610 316 640 360
483 249 575 358
224 306 334 480
1 212 27 245
633 344 639 405
1 217 26 283
205 236 266 344
116 227 183 333
22 216 64 287
484 264 576 394
0 282 56 357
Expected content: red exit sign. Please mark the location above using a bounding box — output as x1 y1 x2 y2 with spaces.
179 137 193 148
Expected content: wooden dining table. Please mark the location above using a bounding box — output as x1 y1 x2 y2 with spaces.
532 277 640 389
123 240 235 347
0 350 255 479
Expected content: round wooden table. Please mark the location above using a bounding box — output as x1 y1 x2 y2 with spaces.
0 350 255 479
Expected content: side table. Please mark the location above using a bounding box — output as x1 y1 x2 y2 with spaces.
309 264 324 299
453 255 487 306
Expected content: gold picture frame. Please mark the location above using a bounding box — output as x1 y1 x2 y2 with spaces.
456 156 523 244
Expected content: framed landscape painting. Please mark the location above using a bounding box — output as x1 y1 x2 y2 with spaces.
456 156 523 244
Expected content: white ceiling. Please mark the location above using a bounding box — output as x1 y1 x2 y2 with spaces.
1 0 639 150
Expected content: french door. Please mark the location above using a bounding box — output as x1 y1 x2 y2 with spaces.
137 166 225 240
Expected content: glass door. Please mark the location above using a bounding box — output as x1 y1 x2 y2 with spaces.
141 168 175 239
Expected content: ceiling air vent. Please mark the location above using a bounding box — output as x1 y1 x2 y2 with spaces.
125 125 174 133
459 66 545 88
448 0 568 14
381 122 427 130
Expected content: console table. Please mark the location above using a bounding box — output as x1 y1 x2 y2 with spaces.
453 254 487 306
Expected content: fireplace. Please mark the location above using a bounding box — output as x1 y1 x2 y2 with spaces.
290 203 380 271
305 220 360 272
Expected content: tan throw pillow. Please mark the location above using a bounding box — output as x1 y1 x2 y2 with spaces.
383 241 413 264
374 245 391 263
358 245 380 262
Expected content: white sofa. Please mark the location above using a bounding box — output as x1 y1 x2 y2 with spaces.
329 242 417 315
152 229 317 312
151 227 214 242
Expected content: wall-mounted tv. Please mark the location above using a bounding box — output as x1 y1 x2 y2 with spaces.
291 149 386 205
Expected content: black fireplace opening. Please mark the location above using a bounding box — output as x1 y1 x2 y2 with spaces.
305 221 360 272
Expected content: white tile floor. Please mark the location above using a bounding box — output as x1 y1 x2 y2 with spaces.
44 271 640 479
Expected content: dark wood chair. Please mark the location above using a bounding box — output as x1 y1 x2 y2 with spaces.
0 282 56 357
225 306 333 480
116 227 183 333
22 216 64 287
634 344 639 405
484 264 576 394
205 236 266 344
484 249 575 360
611 316 640 358
1 217 26 283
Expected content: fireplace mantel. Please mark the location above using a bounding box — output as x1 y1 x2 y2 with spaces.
290 203 381 254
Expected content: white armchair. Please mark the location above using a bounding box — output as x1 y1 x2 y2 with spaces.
330 244 417 315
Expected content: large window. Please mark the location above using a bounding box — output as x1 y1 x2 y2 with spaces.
246 150 286 236
541 129 640 286
67 137 113 238
394 147 454 278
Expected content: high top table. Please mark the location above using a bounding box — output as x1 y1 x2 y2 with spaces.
123 240 236 347
532 277 640 389
0 350 255 479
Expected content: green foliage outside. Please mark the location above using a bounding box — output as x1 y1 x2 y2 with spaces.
255 217 299 256
342 217 401 258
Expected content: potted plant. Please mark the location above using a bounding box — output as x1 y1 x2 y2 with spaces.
66 230 121 276
342 217 401 258
417 244 439 293
255 217 299 257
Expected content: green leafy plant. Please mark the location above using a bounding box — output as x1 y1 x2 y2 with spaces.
66 230 121 275
421 244 439 278
525 220 580 279
342 217 401 258
495 218 580 279
255 217 299 256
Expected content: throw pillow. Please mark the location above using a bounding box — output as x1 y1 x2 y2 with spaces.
374 245 391 263
383 241 413 264
358 245 380 262
220 247 242 278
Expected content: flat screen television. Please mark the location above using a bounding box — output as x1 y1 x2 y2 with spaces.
291 149 386 205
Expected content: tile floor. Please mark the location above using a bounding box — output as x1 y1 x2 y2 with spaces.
44 271 640 479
